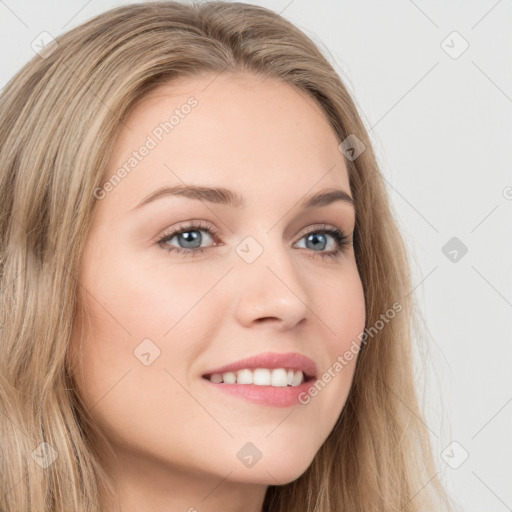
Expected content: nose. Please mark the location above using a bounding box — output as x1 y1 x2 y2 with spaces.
233 238 310 330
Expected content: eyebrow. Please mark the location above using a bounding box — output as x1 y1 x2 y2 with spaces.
130 184 354 212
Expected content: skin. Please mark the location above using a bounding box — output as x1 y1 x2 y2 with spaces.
69 72 366 512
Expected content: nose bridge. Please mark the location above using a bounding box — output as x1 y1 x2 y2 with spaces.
232 227 310 328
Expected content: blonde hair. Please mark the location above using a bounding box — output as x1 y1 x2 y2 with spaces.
0 2 455 511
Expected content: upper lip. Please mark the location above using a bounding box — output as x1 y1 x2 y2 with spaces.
202 351 317 380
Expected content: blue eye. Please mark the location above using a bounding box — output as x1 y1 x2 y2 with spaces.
295 228 349 259
156 221 351 260
156 220 218 259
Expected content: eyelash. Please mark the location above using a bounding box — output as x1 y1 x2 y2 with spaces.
156 220 351 261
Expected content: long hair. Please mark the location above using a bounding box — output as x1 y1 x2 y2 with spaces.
0 2 455 510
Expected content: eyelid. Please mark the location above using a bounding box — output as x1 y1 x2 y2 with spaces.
156 221 349 245
156 219 352 261
156 219 221 243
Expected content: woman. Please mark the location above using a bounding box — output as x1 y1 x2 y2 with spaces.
0 2 454 511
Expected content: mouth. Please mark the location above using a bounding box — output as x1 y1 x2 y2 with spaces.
200 352 317 407
202 367 315 387
201 351 318 388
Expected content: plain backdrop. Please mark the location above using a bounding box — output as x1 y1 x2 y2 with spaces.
1 1 511 511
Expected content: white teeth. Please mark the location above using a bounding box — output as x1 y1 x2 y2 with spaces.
237 369 253 384
291 370 303 387
222 371 236 384
253 368 270 385
271 368 288 387
208 368 305 387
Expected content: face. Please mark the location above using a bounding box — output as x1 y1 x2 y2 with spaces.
70 72 366 506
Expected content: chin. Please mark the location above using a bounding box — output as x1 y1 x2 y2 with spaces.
230 450 316 486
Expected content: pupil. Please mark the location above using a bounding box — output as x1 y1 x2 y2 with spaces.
180 230 201 248
307 233 326 251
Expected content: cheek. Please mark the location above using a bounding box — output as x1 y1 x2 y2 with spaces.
330 271 366 383
68 285 204 457
69 244 224 406
299 265 365 420
78 237 222 341
68 271 231 474
315 262 366 351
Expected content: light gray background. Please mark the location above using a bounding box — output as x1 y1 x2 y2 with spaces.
1 1 511 510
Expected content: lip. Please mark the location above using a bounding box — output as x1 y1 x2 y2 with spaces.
201 351 318 380
202 378 313 407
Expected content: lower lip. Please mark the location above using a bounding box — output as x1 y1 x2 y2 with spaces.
202 377 313 407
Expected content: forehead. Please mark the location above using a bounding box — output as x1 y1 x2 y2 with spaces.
104 72 351 211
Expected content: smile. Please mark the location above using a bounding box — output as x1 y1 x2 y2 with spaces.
204 367 306 387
